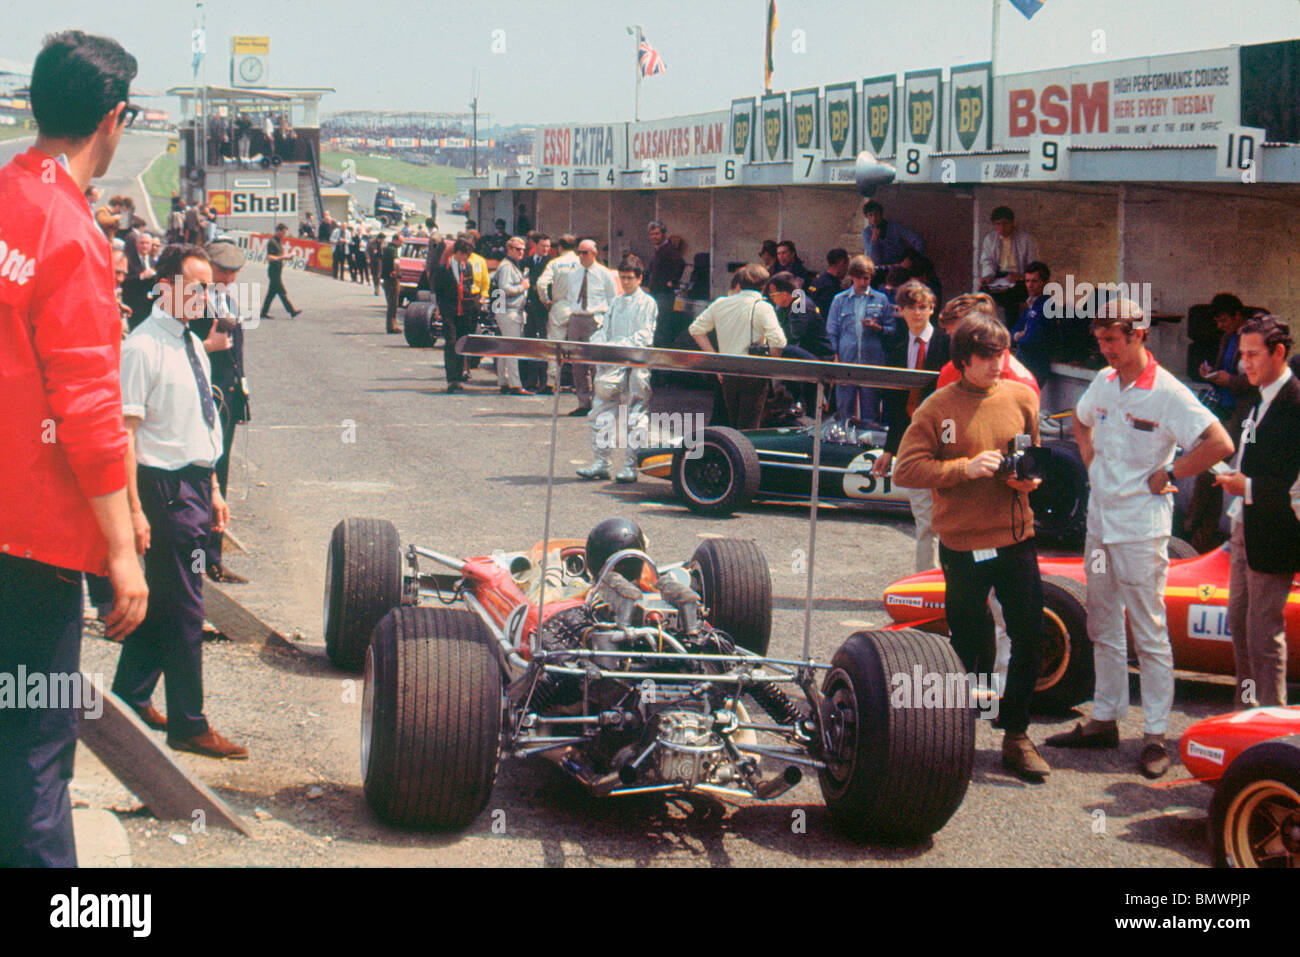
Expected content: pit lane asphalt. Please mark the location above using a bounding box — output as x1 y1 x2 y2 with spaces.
77 258 1231 868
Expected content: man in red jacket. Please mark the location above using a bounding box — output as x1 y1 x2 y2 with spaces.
0 30 147 867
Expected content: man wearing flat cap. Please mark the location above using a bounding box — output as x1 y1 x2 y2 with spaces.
198 240 252 583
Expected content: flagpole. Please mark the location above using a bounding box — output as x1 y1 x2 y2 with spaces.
627 25 642 121
991 0 1001 80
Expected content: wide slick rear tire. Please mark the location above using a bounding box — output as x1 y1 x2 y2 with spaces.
818 629 975 843
670 427 760 516
362 607 503 830
690 538 772 655
323 518 402 672
403 300 436 347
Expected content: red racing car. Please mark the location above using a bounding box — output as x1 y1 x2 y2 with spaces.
1178 706 1300 867
881 540 1300 713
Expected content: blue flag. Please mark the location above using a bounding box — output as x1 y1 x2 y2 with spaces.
1009 0 1045 19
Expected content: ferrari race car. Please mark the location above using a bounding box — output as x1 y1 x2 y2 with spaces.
636 419 1090 544
882 540 1300 713
1179 706 1300 867
322 516 975 843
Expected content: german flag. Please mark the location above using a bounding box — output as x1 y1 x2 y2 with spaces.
764 1 778 92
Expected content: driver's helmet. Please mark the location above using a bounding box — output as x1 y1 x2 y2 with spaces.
585 517 647 582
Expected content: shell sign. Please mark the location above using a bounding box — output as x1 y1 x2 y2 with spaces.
207 190 232 215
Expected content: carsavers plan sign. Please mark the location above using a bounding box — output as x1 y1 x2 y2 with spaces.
993 47 1239 148
629 111 728 162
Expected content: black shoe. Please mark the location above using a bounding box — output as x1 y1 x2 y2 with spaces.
537 386 554 395
206 563 248 584
446 382 463 393
259 313 271 320
290 310 302 318
568 405 592 417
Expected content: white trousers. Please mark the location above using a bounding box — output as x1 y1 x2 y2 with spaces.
588 366 650 468
495 309 524 388
904 485 938 573
546 302 574 387
1085 533 1172 734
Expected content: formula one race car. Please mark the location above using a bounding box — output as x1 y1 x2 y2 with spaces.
1179 706 1300 867
322 516 975 843
636 420 1090 545
882 540 1300 713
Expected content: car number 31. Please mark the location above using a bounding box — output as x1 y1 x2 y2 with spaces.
843 452 893 499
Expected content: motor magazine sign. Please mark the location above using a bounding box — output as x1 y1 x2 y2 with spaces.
223 229 331 276
629 110 729 163
992 48 1240 148
533 124 627 170
822 82 857 160
948 61 992 152
902 70 942 150
861 74 896 159
790 88 819 151
758 92 787 163
730 97 756 162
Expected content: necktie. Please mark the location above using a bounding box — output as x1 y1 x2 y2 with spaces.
456 264 466 316
184 330 217 428
906 337 927 417
579 268 589 310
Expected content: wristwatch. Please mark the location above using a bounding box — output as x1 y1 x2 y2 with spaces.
1166 465 1177 485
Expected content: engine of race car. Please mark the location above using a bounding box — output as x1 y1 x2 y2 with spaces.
528 573 751 790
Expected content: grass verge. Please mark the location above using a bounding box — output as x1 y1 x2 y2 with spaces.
140 151 180 229
320 149 461 197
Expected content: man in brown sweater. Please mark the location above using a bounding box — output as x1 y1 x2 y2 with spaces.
894 309 1049 780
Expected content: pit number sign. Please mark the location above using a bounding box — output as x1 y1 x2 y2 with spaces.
713 155 741 187
792 148 824 183
894 144 931 183
1027 134 1069 181
1216 126 1265 181
640 160 676 187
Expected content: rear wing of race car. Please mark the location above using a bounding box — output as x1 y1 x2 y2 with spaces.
456 335 938 663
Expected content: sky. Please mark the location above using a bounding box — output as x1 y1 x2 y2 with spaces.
1 0 1298 127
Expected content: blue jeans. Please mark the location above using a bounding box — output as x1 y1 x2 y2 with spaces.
0 555 83 867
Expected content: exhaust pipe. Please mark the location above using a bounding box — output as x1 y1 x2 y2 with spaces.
755 765 802 800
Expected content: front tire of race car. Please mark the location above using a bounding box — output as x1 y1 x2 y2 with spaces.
363 607 503 830
1031 575 1093 714
403 300 436 348
1166 536 1198 560
690 538 772 655
323 518 403 672
818 629 975 844
1210 736 1300 868
671 427 760 517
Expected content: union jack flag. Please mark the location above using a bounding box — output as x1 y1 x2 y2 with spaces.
639 34 666 76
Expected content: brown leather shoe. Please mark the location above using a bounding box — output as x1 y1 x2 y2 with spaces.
135 705 167 731
168 728 249 760
1002 732 1051 781
1139 741 1171 779
206 563 249 584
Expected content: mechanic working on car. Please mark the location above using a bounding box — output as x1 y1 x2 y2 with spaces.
893 310 1049 781
577 255 658 484
1049 298 1233 778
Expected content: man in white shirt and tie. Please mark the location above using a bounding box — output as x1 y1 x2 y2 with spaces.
114 243 248 760
560 238 619 416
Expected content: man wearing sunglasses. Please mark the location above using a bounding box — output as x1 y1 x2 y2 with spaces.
1 30 145 867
